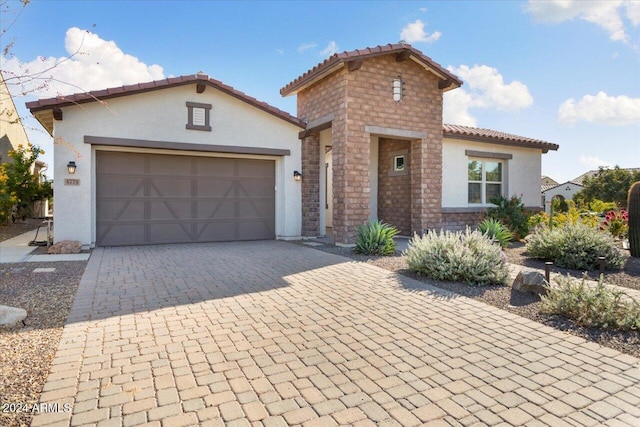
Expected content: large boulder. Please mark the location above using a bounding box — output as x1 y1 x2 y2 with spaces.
0 305 27 327
48 240 82 254
513 269 548 295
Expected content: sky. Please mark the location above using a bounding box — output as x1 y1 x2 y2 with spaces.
1 0 639 183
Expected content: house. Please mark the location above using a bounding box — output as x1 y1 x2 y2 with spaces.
541 168 640 213
27 43 558 247
0 76 27 164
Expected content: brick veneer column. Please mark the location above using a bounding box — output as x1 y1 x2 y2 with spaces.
301 132 320 237
411 136 443 234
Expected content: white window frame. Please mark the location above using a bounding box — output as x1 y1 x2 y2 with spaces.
468 158 505 205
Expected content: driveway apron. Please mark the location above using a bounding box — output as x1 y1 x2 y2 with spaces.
32 241 640 426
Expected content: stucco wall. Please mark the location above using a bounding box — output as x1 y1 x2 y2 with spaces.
52 84 302 246
542 182 583 213
442 138 543 209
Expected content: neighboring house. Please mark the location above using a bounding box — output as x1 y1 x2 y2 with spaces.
27 43 558 247
541 168 640 213
0 76 27 164
541 181 583 214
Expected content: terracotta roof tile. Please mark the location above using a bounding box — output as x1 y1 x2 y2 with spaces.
443 123 559 152
26 75 305 128
280 43 462 96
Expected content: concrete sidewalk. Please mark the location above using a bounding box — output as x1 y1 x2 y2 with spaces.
0 229 91 263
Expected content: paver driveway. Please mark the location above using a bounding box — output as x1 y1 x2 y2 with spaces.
33 241 640 427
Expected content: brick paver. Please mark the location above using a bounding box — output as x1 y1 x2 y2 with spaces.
33 241 640 426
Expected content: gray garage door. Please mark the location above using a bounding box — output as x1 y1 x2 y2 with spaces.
96 151 275 246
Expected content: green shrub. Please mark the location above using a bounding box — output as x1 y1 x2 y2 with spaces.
487 195 530 239
354 220 399 255
541 275 640 331
589 199 618 214
405 227 509 286
525 222 624 271
477 218 512 248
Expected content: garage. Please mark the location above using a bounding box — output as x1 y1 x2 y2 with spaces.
96 151 275 246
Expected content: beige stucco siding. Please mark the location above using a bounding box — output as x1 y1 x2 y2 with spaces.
53 84 301 246
442 138 542 208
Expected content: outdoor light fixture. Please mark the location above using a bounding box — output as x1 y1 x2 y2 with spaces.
293 171 302 181
393 76 403 102
67 161 77 175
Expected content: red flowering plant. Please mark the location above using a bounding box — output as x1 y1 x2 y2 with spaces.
600 210 628 239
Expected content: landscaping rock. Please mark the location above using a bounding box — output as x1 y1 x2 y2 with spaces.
513 269 549 294
0 305 27 327
48 240 82 254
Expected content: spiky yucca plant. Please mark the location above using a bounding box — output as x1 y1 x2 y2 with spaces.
478 218 513 248
354 220 399 256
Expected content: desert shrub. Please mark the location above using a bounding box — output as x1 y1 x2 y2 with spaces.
541 275 640 331
487 195 530 239
589 199 618 214
552 201 598 229
477 218 512 248
354 220 399 255
600 210 628 239
405 227 509 286
525 222 624 271
528 212 550 231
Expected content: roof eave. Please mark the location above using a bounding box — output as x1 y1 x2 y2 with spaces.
444 133 559 152
280 62 345 97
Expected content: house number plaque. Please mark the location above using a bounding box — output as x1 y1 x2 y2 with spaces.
64 179 80 186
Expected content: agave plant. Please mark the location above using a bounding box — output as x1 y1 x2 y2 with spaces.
354 220 399 255
478 218 513 248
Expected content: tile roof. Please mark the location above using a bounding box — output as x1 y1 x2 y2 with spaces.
26 74 306 128
280 43 463 96
443 123 559 152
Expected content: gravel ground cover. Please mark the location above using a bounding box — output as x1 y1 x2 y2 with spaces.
0 261 87 427
295 241 640 359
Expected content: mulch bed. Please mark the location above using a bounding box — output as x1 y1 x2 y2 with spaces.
0 261 87 427
297 241 640 359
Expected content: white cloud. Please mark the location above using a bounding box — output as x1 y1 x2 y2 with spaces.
320 41 339 57
579 155 613 169
525 0 635 43
443 65 533 126
276 48 284 55
1 27 164 98
400 19 441 44
558 91 640 126
627 0 640 26
297 42 317 53
419 7 428 13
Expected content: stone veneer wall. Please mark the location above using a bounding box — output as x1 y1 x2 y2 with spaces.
297 55 444 244
378 138 411 235
441 210 486 231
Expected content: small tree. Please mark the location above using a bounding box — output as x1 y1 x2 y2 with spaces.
574 166 640 209
0 143 49 222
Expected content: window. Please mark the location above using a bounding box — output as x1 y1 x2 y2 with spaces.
186 102 212 131
468 159 503 204
394 155 405 172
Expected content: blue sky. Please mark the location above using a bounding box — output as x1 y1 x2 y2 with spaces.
2 0 639 182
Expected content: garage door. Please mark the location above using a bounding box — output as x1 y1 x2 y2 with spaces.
96 151 275 246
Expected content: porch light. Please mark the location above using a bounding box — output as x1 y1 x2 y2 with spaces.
67 161 77 175
393 76 403 102
293 171 302 182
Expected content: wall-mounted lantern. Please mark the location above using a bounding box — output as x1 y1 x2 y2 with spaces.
392 76 403 102
67 161 77 175
293 171 302 182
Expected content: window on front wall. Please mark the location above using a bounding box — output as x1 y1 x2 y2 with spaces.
468 159 503 204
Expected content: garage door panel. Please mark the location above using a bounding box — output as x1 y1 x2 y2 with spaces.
97 200 146 221
96 152 275 246
149 201 192 220
97 224 145 246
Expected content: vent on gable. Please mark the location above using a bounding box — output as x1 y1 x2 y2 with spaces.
186 102 212 131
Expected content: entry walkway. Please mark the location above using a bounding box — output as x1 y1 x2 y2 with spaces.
33 241 639 426
0 229 90 263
